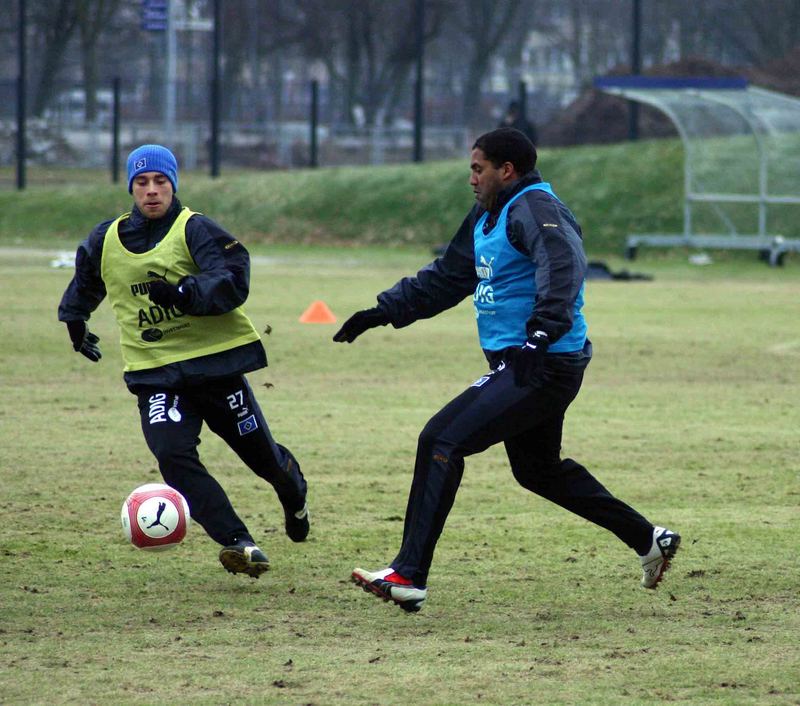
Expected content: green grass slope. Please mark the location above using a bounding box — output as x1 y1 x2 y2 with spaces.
0 139 685 254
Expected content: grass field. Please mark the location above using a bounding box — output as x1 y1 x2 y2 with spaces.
1 245 799 705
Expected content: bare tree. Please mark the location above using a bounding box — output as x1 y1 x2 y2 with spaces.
451 0 523 128
558 0 631 86
710 0 800 64
29 0 79 116
278 0 449 126
75 0 123 121
6 0 800 144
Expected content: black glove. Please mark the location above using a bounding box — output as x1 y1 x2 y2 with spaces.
509 330 549 387
66 320 102 362
148 279 190 309
332 307 389 343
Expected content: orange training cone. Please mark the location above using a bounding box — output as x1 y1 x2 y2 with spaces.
299 300 337 324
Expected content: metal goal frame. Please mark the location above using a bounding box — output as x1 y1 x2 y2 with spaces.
594 76 800 265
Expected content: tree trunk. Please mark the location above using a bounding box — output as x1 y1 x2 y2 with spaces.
30 0 78 117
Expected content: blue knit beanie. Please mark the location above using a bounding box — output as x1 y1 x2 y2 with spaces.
127 144 178 193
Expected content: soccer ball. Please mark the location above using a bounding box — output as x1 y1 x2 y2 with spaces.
120 483 191 551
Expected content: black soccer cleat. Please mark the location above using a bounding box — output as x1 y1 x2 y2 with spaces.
219 540 270 578
284 501 310 543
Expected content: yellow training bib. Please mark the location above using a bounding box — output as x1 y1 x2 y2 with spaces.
100 207 261 371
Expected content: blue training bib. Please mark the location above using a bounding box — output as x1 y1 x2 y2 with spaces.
473 183 587 352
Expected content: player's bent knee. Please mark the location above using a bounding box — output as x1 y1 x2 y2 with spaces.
511 459 561 490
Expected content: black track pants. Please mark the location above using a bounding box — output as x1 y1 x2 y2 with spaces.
390 355 653 586
136 375 306 546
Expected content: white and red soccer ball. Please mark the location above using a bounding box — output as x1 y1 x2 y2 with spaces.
120 483 191 550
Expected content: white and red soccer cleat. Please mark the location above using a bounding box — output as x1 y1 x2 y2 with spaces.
352 567 427 612
639 526 681 589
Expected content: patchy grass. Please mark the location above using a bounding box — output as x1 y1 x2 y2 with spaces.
0 247 798 705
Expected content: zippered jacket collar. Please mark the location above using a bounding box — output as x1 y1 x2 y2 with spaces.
489 169 543 217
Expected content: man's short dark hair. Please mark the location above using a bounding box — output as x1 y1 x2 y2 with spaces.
473 128 537 175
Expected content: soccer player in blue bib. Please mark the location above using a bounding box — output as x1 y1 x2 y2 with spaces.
334 128 680 612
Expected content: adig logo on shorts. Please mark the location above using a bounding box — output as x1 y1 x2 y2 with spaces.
148 393 168 423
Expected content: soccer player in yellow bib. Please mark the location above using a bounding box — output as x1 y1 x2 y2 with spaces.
58 144 309 577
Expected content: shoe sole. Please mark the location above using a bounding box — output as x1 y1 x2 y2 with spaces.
219 549 270 579
351 572 423 613
643 535 681 589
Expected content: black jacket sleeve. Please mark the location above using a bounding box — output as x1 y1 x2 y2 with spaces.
376 207 480 328
507 191 587 343
57 222 112 322
178 215 252 316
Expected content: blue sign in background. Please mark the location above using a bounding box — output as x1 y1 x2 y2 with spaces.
141 0 168 31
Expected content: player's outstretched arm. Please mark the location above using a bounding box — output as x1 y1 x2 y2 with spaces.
332 307 389 343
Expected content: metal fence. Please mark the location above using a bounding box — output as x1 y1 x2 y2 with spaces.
0 71 566 175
